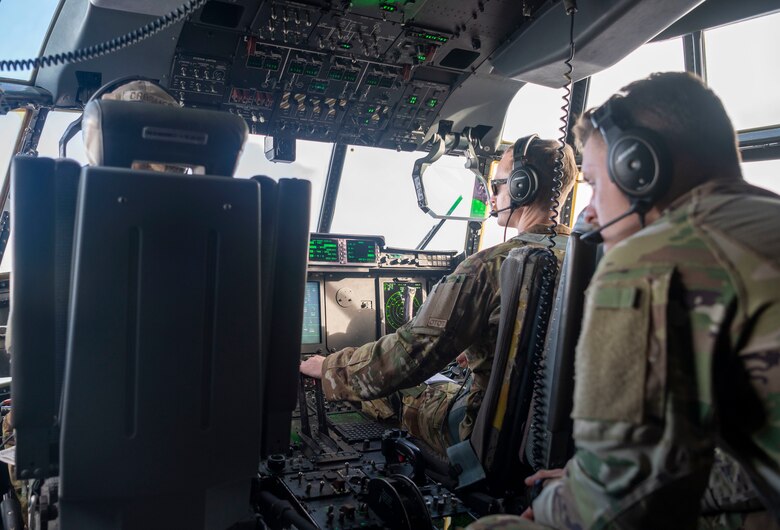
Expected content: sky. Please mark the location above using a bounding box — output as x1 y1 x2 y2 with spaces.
1 3 779 255
0 0 61 81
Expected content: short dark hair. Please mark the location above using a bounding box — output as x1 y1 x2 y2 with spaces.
517 137 577 211
574 72 741 180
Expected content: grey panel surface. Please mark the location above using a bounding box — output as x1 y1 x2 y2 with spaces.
35 0 185 106
489 0 704 88
324 276 377 353
428 72 525 154
90 0 188 16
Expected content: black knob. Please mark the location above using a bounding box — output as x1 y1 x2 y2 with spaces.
267 453 286 472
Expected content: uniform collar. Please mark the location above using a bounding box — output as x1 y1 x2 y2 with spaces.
665 178 775 213
523 223 572 236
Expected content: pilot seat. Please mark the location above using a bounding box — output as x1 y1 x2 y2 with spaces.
10 95 310 529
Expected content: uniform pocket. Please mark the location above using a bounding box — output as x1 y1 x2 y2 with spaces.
410 275 467 336
572 266 674 425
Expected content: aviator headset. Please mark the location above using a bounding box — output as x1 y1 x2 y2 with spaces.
58 75 177 158
507 133 540 207
589 98 672 209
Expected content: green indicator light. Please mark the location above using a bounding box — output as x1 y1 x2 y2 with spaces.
407 95 418 104
340 42 352 49
380 4 396 11
415 32 448 43
310 81 328 92
426 98 438 108
367 107 375 113
416 54 427 61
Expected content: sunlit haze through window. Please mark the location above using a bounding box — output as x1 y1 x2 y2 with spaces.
0 0 62 82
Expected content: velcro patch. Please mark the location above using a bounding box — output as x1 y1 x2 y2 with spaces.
411 276 466 336
594 286 639 308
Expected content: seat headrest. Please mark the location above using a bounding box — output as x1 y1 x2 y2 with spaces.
82 99 248 176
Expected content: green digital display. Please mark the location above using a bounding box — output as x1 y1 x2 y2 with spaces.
309 80 328 92
246 56 264 69
346 240 376 264
343 71 358 82
288 62 305 74
414 32 448 43
365 75 379 86
304 65 321 76
383 281 422 334
328 69 343 80
407 95 418 105
309 238 339 262
263 58 280 71
426 98 438 108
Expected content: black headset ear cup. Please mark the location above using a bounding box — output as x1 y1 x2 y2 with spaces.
607 127 671 203
508 134 540 207
508 166 539 206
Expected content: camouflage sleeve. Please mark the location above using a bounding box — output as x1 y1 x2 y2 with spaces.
321 256 496 402
532 261 717 528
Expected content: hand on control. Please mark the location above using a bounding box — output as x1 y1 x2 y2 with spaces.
524 468 564 487
300 355 326 379
456 352 468 368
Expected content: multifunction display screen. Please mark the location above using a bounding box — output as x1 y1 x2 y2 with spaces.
382 281 423 334
308 236 378 265
309 238 339 263
346 240 376 264
301 281 322 345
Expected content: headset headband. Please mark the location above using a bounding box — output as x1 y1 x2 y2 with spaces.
589 98 628 145
513 134 538 166
59 75 176 158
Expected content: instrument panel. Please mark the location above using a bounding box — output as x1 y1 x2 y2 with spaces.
301 233 458 354
166 0 539 150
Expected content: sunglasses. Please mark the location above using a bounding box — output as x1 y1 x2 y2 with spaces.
490 178 508 196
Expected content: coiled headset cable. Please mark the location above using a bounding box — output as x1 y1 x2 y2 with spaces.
527 2 577 471
0 0 209 72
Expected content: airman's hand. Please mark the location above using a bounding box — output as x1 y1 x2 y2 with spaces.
300 355 326 379
456 352 468 368
524 468 564 487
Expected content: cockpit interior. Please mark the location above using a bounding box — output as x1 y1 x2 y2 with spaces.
0 0 779 528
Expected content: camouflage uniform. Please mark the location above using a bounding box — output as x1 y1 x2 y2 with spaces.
2 411 28 525
321 225 569 455
469 180 780 529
